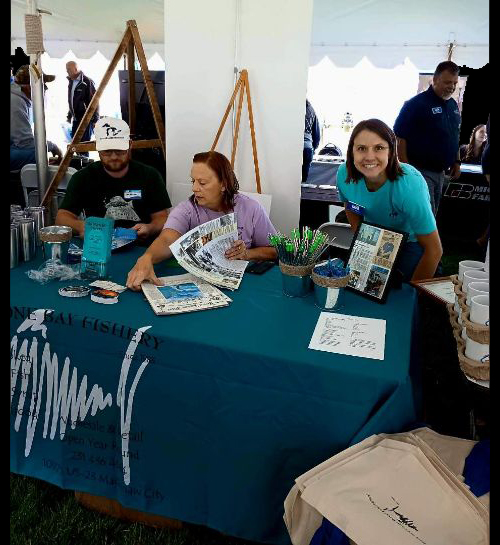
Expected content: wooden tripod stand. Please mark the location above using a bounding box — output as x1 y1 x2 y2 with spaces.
41 19 165 208
211 69 261 194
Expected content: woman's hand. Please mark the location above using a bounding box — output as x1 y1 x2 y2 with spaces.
225 239 248 260
126 255 162 291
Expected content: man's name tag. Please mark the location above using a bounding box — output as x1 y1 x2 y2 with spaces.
432 107 442 114
346 201 365 215
124 189 142 200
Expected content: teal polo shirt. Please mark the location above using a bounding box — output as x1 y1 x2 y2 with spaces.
336 162 436 242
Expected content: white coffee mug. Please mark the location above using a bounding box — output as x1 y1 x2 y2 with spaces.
458 260 484 282
470 294 489 326
462 270 489 293
466 282 489 306
465 335 489 363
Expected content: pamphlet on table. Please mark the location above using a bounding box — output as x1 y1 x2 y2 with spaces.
309 312 386 360
141 273 232 315
169 213 248 290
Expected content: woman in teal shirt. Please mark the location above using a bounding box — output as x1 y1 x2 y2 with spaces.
337 118 442 281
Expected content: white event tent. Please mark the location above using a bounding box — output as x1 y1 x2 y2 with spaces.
11 0 489 232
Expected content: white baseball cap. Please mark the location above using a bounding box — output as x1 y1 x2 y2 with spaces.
94 117 130 151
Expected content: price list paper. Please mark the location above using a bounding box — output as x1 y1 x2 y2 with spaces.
309 312 386 360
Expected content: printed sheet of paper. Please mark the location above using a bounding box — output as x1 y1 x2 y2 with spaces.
169 213 248 290
309 312 386 360
419 280 455 304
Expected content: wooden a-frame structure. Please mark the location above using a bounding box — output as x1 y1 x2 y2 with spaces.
41 20 165 208
211 69 262 194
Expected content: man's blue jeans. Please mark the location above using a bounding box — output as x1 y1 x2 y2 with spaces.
10 146 37 171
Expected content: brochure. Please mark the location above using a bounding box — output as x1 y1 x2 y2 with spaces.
169 213 248 290
141 273 232 315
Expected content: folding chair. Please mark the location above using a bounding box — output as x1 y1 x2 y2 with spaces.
318 221 355 261
20 164 77 209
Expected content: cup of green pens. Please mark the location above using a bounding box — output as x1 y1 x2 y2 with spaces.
269 227 330 298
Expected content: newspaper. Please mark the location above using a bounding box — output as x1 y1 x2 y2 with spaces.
141 273 232 315
169 213 248 290
347 224 404 299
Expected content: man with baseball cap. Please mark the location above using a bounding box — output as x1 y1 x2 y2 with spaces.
55 116 171 241
10 64 63 171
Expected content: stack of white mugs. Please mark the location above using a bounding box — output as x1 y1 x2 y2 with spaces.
448 260 489 382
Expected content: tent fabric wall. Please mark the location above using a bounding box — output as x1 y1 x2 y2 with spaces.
310 0 489 69
10 0 164 59
12 0 488 68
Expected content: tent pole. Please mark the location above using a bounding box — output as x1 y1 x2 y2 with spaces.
27 0 51 217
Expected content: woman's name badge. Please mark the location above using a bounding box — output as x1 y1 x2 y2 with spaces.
346 201 365 215
124 189 142 200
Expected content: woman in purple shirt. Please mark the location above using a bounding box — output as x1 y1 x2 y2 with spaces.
126 151 277 290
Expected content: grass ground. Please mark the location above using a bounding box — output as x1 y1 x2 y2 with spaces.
11 238 488 545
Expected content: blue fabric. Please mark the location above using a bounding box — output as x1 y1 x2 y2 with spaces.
336 162 436 242
394 86 461 172
10 245 419 545
310 518 350 545
463 439 490 497
10 145 37 171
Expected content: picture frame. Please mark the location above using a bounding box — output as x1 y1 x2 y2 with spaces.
345 221 408 304
410 276 456 305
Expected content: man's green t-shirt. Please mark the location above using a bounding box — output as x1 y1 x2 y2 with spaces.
59 160 172 228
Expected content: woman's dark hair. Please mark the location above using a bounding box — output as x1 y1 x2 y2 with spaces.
345 118 403 183
191 151 240 212
463 124 487 162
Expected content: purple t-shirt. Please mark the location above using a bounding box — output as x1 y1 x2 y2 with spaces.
164 194 277 248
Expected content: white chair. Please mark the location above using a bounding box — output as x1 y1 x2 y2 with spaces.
240 191 272 216
20 164 77 208
317 221 354 250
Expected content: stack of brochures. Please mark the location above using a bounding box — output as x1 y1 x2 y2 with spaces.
141 273 232 315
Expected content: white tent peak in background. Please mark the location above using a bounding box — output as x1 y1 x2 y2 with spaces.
11 0 165 59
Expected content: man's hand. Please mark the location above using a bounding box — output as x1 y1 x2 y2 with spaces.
449 162 461 180
49 144 63 165
225 239 248 260
131 223 154 239
126 255 162 291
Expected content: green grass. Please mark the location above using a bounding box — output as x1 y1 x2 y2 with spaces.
10 474 258 545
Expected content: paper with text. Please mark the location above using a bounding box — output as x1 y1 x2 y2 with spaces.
309 312 386 360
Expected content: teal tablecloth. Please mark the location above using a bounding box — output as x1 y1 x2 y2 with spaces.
10 246 420 545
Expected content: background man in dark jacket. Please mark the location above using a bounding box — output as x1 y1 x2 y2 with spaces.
66 61 99 155
302 99 321 183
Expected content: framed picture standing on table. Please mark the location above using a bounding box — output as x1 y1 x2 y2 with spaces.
410 277 456 305
346 221 408 303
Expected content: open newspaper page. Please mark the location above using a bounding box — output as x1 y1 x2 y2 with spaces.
141 273 232 315
169 213 248 290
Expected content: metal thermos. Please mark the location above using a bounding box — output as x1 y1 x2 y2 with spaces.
18 217 36 262
24 206 47 246
10 224 19 268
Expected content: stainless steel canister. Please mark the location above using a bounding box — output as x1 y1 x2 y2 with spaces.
10 216 24 259
10 224 19 268
281 273 312 297
18 217 36 262
24 206 47 246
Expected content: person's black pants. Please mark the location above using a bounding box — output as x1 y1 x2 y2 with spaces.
302 147 314 183
71 120 94 157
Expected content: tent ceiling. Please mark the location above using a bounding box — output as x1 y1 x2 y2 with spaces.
11 0 164 59
11 0 488 68
311 0 489 69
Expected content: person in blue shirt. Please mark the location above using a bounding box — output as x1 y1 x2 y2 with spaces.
394 61 462 216
337 118 442 281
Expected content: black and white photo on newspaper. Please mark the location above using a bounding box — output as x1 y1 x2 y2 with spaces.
169 213 248 290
